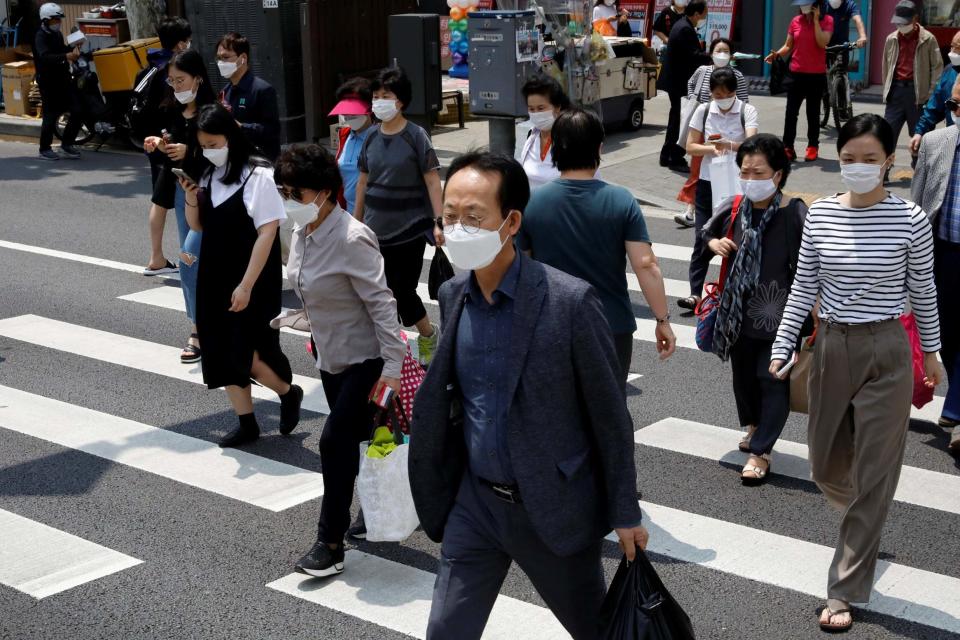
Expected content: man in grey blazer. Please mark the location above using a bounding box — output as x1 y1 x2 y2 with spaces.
409 151 648 639
912 81 960 449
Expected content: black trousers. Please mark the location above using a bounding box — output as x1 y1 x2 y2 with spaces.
39 84 82 151
935 239 960 422
730 336 790 455
660 89 685 164
316 358 384 545
783 72 826 150
612 332 633 384
688 178 714 298
427 473 606 640
883 80 920 147
380 235 428 327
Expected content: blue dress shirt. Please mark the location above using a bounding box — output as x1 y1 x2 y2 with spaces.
455 253 521 484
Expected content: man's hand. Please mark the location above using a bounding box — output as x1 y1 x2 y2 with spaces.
66 48 80 63
909 134 923 156
433 225 445 247
655 322 676 360
855 37 867 49
615 525 649 561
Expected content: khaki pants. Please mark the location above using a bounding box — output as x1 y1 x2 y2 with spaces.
808 319 913 603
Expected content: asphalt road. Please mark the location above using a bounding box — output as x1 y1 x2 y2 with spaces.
0 140 957 640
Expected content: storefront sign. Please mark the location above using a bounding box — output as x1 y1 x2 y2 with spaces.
704 0 737 42
621 1 652 37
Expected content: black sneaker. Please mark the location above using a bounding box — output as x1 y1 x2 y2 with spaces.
347 512 367 540
295 542 345 577
279 384 304 435
218 422 260 448
39 149 60 161
60 145 82 159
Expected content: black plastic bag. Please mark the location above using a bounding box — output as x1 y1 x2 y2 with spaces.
768 56 793 96
427 248 455 300
599 548 696 640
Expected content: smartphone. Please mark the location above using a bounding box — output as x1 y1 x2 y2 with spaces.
775 354 799 378
171 167 196 187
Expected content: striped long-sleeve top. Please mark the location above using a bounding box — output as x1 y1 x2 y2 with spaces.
771 194 942 361
686 65 750 103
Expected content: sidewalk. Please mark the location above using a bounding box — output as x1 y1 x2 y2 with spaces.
429 93 916 217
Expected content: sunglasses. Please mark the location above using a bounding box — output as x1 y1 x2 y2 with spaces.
277 186 304 201
946 99 960 113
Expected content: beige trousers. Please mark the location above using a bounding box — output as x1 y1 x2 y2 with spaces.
807 319 913 603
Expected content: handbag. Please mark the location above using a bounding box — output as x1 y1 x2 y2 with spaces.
676 69 707 146
900 313 935 409
789 329 817 414
356 399 420 542
427 248 455 300
694 196 742 352
398 331 425 425
769 55 792 96
599 547 696 639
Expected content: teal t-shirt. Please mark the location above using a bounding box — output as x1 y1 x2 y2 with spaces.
518 179 651 334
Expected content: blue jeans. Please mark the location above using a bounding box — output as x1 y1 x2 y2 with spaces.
174 185 201 324
935 239 960 421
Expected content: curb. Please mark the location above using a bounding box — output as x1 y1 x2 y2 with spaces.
0 114 42 138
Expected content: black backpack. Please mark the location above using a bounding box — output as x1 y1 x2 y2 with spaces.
128 61 168 139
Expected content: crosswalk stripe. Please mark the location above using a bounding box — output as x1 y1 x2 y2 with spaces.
0 384 324 511
607 501 960 635
0 315 330 415
635 418 960 515
266 550 571 639
0 508 142 599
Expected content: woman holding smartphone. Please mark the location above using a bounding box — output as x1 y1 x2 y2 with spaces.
178 103 302 448
143 49 215 364
770 114 942 633
680 67 759 312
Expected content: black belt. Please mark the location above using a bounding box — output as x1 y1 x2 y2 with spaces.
892 79 915 86
479 477 522 504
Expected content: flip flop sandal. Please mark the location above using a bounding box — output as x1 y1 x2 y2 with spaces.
739 426 758 453
180 334 201 364
819 605 853 632
741 454 771 486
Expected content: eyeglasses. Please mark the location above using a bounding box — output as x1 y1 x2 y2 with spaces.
436 213 486 234
277 186 304 201
946 99 960 113
166 76 193 88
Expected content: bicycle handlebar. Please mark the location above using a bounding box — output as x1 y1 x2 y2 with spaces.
825 42 856 53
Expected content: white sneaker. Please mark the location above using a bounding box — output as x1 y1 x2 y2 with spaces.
673 205 695 228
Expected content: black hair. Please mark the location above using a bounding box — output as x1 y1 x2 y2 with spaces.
371 67 412 110
709 66 738 93
685 0 707 16
837 113 896 156
162 49 216 111
217 32 250 59
274 144 343 204
195 103 268 185
709 37 734 55
444 151 531 217
335 76 373 105
521 74 571 110
157 17 191 51
736 134 791 189
551 108 605 172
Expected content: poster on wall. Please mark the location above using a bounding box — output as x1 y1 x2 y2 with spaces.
516 27 540 62
703 0 737 42
621 1 651 37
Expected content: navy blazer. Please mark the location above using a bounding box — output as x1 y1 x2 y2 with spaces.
221 72 281 160
408 253 643 558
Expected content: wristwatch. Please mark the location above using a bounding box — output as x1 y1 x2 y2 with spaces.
655 314 671 324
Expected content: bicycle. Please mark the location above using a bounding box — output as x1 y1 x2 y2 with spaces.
820 42 856 130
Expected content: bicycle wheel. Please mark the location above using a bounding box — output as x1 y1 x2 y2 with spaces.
820 90 831 128
55 113 94 145
833 74 849 129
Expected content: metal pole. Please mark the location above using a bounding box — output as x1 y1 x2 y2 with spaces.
487 116 517 156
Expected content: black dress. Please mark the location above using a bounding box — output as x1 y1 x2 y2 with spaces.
196 167 292 390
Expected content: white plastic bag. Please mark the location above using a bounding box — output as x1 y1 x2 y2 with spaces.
676 96 698 147
356 443 420 542
710 153 743 214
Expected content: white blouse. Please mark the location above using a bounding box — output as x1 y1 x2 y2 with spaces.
203 164 287 230
520 129 561 191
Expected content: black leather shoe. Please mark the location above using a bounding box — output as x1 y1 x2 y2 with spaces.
279 384 304 435
218 423 260 448
667 162 691 174
295 542 345 577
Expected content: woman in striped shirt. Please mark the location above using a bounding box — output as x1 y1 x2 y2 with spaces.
770 114 943 633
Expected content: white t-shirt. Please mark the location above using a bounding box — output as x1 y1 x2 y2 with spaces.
593 4 618 22
689 99 759 181
520 130 561 191
203 164 287 229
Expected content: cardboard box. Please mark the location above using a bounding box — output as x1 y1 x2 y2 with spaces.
2 61 36 116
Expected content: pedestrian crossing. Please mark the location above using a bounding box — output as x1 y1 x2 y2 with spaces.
1 237 957 638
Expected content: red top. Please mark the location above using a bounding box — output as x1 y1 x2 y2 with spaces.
895 27 919 81
788 14 834 74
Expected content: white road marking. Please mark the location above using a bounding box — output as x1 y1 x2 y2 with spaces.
607 501 960 635
0 315 330 415
635 418 960 515
0 508 142 599
0 385 324 511
266 550 571 639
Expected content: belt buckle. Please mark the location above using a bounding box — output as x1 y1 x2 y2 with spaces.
490 484 518 504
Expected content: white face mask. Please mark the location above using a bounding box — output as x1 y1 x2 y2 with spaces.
712 52 731 67
217 60 238 79
605 0 615 5
372 99 400 122
284 192 323 227
528 110 556 131
203 146 229 168
342 115 369 130
840 162 886 194
898 24 914 35
715 96 736 110
674 0 687 7
443 216 510 271
799 4 813 14
828 0 842 8
174 85 197 105
949 52 960 67
739 177 778 202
